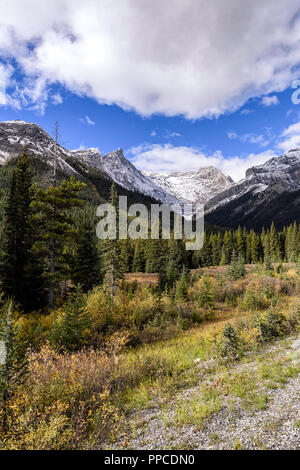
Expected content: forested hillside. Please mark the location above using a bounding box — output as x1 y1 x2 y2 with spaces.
0 151 299 450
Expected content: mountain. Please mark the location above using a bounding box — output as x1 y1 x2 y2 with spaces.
71 147 182 208
144 167 233 205
205 149 300 229
1 120 299 231
0 120 180 208
0 120 79 175
0 121 163 211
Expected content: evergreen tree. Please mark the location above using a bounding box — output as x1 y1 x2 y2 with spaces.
51 287 90 351
227 250 245 280
269 222 279 261
175 266 190 300
132 239 145 272
223 231 233 264
32 177 86 307
104 183 124 298
264 234 273 271
72 219 103 292
250 230 260 263
0 150 43 309
197 276 215 309
236 226 245 257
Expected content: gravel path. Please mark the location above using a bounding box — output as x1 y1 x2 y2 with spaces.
115 337 300 450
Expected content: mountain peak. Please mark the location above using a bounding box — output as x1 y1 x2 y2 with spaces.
145 166 233 204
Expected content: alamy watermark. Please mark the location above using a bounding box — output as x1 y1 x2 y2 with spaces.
96 197 204 251
291 80 300 105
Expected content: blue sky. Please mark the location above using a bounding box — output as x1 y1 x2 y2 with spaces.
1 1 300 181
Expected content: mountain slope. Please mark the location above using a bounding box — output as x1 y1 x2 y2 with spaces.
144 167 233 204
0 121 182 207
206 149 300 229
71 147 182 208
0 121 161 210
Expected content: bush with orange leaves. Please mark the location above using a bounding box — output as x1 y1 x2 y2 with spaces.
1 332 128 450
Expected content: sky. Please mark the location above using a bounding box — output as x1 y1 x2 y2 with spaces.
1 0 300 181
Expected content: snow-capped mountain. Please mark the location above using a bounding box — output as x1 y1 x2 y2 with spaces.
71 147 182 207
144 167 233 205
0 121 181 207
206 148 300 229
2 120 299 229
0 120 78 175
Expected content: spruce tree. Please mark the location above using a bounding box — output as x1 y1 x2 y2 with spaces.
104 183 124 298
175 266 190 300
32 177 86 307
264 234 273 271
132 239 145 272
51 287 90 351
0 149 43 309
197 276 215 309
72 219 103 292
227 250 245 280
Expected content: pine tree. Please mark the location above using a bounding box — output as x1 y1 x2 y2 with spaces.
104 183 124 298
175 266 190 300
72 219 103 292
223 231 233 264
197 276 215 309
31 177 86 307
0 149 43 309
250 230 260 263
264 233 273 271
227 250 245 280
236 226 245 257
132 239 145 272
120 239 133 272
51 287 90 351
269 222 279 261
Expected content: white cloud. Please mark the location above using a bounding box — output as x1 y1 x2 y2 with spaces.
80 115 95 126
128 143 275 181
51 93 63 105
261 95 280 106
150 130 157 137
240 108 252 115
227 130 269 147
1 1 300 117
227 131 238 139
277 120 300 152
164 131 181 139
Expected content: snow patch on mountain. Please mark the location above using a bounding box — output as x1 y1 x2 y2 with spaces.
71 147 183 207
143 167 233 205
206 149 300 214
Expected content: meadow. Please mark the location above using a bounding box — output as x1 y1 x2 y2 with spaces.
1 262 299 450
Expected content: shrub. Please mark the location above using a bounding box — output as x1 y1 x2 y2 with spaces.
196 276 216 310
238 288 270 312
218 323 241 362
2 337 127 449
255 310 288 342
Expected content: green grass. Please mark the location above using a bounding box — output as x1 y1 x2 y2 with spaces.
171 394 221 427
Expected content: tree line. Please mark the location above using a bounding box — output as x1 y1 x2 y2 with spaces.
0 150 299 312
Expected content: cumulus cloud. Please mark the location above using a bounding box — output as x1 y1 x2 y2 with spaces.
261 95 280 106
277 120 300 152
1 0 300 117
128 144 276 181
